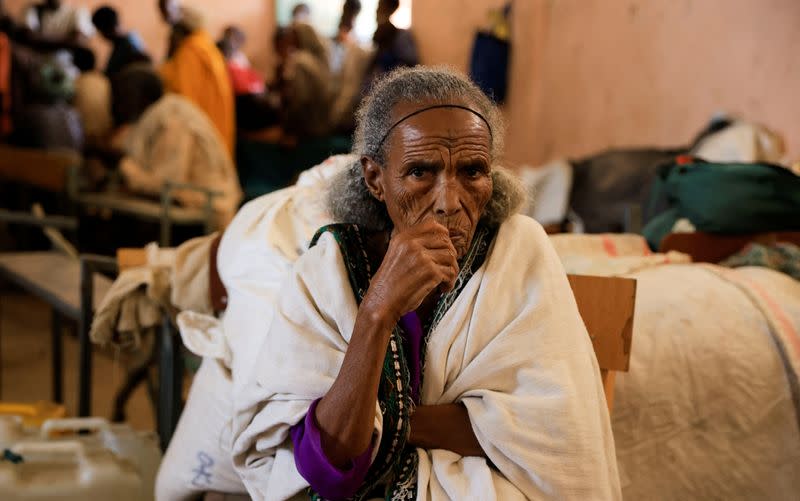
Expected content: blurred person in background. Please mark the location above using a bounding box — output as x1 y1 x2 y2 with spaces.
110 65 241 226
0 0 16 35
71 47 112 147
91 5 150 76
330 0 361 73
247 22 333 143
158 0 235 156
364 0 418 89
329 0 371 133
0 0 11 138
329 0 361 75
10 49 83 150
218 25 284 133
271 22 333 142
218 25 264 96
291 2 310 24
22 0 94 46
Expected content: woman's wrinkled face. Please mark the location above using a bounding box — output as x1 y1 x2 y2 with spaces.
363 101 494 258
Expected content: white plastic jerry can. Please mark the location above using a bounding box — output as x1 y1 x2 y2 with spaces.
0 441 143 500
41 417 161 499
0 416 161 500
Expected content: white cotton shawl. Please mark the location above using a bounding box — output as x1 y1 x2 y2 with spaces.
231 214 621 500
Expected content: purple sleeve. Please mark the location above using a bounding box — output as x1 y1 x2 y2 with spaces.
290 399 374 500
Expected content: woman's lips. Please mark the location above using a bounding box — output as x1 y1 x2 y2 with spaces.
448 230 466 242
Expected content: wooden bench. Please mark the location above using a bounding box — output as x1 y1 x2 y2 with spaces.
0 252 112 410
0 143 218 247
76 184 219 246
0 145 81 193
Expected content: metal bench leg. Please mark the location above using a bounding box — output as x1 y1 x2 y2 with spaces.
78 261 93 417
51 309 63 404
157 315 182 451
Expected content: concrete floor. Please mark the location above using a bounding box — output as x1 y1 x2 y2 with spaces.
0 292 155 431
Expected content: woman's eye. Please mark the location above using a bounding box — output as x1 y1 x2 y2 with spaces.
464 166 484 178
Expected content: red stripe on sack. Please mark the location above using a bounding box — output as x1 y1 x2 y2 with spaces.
745 279 800 359
602 236 618 257
642 239 653 256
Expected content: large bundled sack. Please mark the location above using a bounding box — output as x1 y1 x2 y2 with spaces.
570 148 684 233
643 160 800 249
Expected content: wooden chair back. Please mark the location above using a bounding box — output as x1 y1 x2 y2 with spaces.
0 144 81 192
568 274 636 411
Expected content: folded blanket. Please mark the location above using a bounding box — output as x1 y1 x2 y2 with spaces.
90 233 218 349
89 264 169 348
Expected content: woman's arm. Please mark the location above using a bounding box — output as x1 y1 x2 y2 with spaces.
313 301 395 467
408 404 486 458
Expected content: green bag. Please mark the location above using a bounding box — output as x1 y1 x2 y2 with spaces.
642 161 800 249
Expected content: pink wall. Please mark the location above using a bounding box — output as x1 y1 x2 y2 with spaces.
413 0 508 74
7 1 797 167
4 0 275 74
509 0 800 165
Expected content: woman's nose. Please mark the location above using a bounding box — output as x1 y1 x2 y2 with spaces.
433 181 461 216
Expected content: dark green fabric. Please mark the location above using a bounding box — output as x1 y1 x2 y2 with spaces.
236 135 352 202
642 162 800 249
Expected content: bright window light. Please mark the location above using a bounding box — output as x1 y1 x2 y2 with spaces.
276 0 413 45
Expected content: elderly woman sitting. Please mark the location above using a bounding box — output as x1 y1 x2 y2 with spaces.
232 67 619 500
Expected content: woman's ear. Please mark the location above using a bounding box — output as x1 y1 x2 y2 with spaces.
361 156 384 201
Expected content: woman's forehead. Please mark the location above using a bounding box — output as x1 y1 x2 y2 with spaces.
388 101 492 147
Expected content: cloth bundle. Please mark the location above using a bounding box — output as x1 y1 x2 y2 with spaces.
89 234 218 350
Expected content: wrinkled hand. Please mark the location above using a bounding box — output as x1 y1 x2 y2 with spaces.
364 220 459 324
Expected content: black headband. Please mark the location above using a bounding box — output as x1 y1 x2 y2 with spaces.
376 104 493 150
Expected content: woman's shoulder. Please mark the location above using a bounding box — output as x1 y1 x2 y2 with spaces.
496 214 548 244
289 225 365 304
489 214 559 271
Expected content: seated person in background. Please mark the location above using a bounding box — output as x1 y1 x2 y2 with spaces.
276 22 334 141
364 0 418 89
291 2 310 24
217 25 284 134
217 25 264 96
232 67 620 500
329 0 372 133
91 5 149 76
110 65 242 226
157 0 235 156
0 0 12 31
329 0 361 74
71 48 112 147
10 49 83 150
0 3 10 138
22 0 94 46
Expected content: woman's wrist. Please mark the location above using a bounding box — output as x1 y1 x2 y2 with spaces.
359 291 401 333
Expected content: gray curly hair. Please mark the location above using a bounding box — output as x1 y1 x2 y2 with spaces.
328 66 525 231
